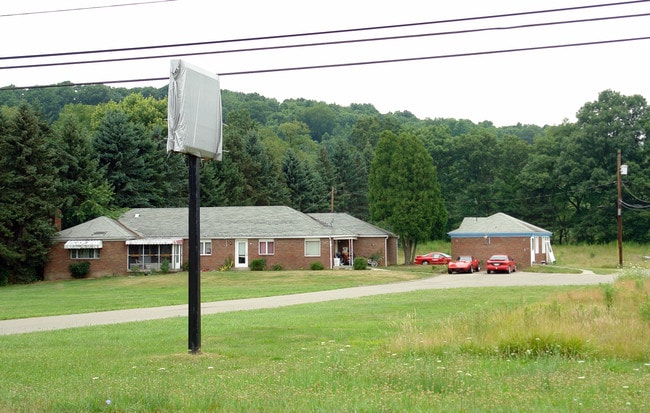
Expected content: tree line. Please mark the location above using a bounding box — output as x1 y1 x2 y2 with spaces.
0 84 648 283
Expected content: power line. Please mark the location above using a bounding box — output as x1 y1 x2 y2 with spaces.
623 182 650 204
3 12 649 71
4 35 650 91
0 0 177 18
1 0 648 61
445 181 616 207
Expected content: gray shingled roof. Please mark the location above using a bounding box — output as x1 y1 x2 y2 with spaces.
447 212 551 238
54 216 136 241
118 206 332 239
308 213 396 237
54 207 397 241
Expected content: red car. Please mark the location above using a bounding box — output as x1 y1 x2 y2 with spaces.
486 255 517 274
447 255 480 274
414 252 452 265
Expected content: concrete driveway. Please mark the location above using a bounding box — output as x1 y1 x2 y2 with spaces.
0 271 617 336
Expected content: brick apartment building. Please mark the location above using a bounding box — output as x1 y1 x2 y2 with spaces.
447 213 555 270
45 206 398 280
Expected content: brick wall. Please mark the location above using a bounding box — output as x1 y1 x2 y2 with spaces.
44 241 128 280
450 236 532 269
45 235 400 279
189 238 332 271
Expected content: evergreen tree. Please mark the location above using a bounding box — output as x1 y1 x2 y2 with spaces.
0 104 61 283
241 131 289 205
327 137 369 217
369 131 447 264
93 110 152 208
282 148 326 212
53 113 114 228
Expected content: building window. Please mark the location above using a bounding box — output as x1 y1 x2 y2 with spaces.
259 239 275 255
70 249 100 259
200 240 212 256
128 244 172 271
305 239 321 257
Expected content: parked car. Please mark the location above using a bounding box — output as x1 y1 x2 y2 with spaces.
447 255 480 274
414 252 452 265
486 255 517 274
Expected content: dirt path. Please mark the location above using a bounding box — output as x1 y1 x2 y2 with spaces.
0 271 617 336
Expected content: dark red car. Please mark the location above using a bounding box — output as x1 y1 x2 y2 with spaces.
486 255 517 274
414 252 452 265
447 255 480 274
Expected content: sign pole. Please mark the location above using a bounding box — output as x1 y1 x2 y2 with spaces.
188 154 201 354
167 59 221 354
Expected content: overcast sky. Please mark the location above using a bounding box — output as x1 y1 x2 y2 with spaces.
2 0 650 126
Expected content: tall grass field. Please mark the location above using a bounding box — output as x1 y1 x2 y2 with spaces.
0 244 648 411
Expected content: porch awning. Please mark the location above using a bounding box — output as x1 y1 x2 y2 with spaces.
126 238 184 245
64 240 103 249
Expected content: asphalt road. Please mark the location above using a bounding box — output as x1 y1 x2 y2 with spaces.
0 271 617 336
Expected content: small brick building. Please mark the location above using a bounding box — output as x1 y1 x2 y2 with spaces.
44 206 398 280
447 213 554 270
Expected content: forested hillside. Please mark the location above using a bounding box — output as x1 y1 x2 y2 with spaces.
1 83 648 282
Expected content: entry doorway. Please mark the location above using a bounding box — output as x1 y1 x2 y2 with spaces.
235 239 248 268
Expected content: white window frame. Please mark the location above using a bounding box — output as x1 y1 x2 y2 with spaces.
259 239 275 255
304 239 321 257
70 249 100 259
200 240 212 256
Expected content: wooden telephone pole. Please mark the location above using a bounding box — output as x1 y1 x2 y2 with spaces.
617 149 623 267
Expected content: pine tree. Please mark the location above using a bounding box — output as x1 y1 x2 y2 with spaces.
54 113 114 228
369 131 447 264
0 104 61 283
282 148 326 212
93 110 151 208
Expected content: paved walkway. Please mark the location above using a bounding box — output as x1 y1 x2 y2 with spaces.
0 271 617 336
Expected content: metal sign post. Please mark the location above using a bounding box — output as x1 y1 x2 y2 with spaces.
188 154 201 353
167 59 222 355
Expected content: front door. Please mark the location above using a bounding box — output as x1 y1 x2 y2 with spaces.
172 243 182 270
235 239 248 268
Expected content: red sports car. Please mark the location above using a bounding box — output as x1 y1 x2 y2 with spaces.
447 255 480 274
414 252 452 265
486 255 517 274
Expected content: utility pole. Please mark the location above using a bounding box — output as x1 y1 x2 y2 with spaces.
330 186 335 213
617 149 623 267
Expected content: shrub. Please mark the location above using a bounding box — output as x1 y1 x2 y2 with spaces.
310 262 324 270
250 258 266 271
160 259 170 274
272 263 283 271
353 257 367 270
69 261 90 279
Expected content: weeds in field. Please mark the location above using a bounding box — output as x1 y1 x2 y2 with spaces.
391 269 650 361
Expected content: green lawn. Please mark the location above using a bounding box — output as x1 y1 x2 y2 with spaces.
1 274 648 412
0 243 648 411
0 269 431 320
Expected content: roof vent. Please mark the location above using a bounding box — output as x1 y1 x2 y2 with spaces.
134 213 140 218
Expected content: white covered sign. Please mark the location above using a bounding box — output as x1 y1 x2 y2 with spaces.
167 59 222 161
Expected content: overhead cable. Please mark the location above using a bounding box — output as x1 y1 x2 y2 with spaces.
2 12 649 71
4 35 650 90
0 0 177 18
1 0 648 61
